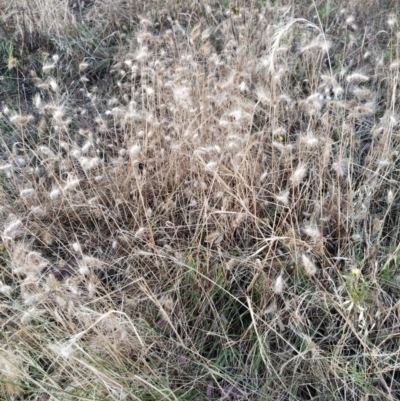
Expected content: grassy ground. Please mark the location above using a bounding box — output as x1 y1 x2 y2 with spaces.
1 0 400 399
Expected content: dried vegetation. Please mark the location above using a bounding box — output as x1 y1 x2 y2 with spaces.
1 0 400 400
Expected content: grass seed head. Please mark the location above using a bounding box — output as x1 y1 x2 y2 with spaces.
301 254 317 276
275 190 290 205
274 274 285 294
346 73 369 83
10 114 33 127
290 164 308 185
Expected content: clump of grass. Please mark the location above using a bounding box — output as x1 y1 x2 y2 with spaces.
1 0 400 400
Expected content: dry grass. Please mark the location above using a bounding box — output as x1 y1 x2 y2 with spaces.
1 0 400 400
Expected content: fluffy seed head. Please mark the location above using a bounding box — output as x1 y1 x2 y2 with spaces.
205 161 218 172
64 174 80 192
0 281 12 296
276 190 290 205
49 342 76 359
346 73 369 83
50 187 61 199
79 157 100 171
290 164 308 185
49 78 58 92
302 254 317 276
79 62 89 71
274 275 284 294
72 242 82 252
129 145 141 158
300 132 319 147
3 219 23 241
303 225 322 241
42 63 56 73
10 114 33 127
24 293 45 305
20 188 36 201
388 189 394 204
135 227 147 239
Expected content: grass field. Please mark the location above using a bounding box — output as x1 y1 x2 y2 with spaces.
1 0 400 400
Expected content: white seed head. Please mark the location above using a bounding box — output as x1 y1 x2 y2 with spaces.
353 87 372 99
38 146 57 159
275 190 290 205
78 260 90 276
24 293 45 305
333 86 344 98
3 219 22 241
21 307 43 324
33 93 41 108
346 73 369 83
135 46 149 62
10 114 33 127
226 259 239 271
88 281 96 298
31 206 46 217
63 174 80 192
129 145 141 158
82 256 103 268
26 251 49 274
302 254 317 276
238 81 247 92
303 225 322 240
54 295 67 308
49 78 58 91
42 63 56 73
0 163 13 171
263 302 277 315
79 157 100 171
72 242 82 252
300 132 319 147
290 164 308 185
79 62 89 71
274 275 284 294
145 86 155 96
0 281 12 296
387 14 397 27
20 188 36 200
332 160 348 177
49 342 76 359
50 187 61 199
205 161 218 172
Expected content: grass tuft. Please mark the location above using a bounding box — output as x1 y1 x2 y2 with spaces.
1 0 400 400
